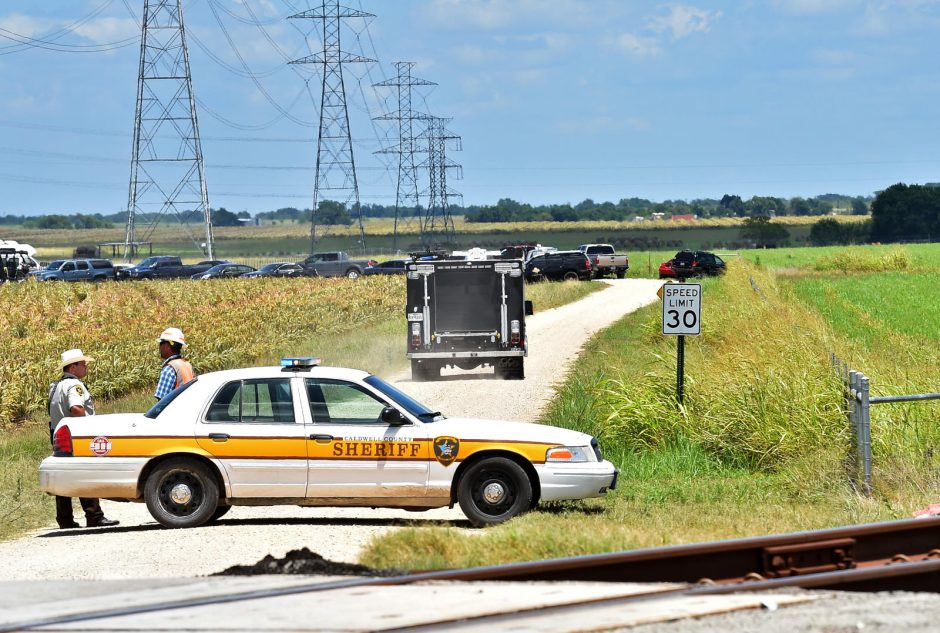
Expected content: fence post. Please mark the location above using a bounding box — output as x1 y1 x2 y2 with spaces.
860 375 872 494
849 370 859 474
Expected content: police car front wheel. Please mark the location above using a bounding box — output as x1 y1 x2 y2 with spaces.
144 458 220 529
458 457 532 527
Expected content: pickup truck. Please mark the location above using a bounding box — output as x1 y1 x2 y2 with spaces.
577 244 629 279
298 251 374 279
120 256 228 281
34 258 116 282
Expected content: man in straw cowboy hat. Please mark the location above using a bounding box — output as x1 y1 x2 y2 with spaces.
48 348 119 529
155 327 195 400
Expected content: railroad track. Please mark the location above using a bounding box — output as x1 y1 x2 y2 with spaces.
4 516 938 632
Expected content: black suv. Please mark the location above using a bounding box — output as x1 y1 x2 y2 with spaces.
524 251 593 282
670 250 727 279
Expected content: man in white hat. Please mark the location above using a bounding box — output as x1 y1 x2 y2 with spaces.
48 349 119 529
155 327 195 400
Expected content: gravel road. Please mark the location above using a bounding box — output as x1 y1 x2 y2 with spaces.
0 279 662 581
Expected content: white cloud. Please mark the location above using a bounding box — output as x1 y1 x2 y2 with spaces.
647 5 721 39
606 33 663 58
73 17 138 43
773 0 860 14
425 0 595 30
0 14 57 39
607 4 718 58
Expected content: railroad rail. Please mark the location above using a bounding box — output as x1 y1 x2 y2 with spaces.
3 516 939 632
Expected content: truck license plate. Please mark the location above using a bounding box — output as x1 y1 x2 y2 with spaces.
407 313 424 322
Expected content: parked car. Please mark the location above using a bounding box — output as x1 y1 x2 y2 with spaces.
362 259 408 276
298 251 372 278
659 259 677 279
577 244 629 279
524 251 593 282
668 250 727 279
121 256 229 281
34 258 116 282
191 263 256 280
241 262 306 279
40 357 617 528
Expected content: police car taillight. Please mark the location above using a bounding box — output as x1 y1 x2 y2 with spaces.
411 323 421 347
53 425 73 456
280 357 321 371
510 320 521 344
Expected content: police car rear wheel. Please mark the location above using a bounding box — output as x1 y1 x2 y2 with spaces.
458 457 532 527
145 458 219 529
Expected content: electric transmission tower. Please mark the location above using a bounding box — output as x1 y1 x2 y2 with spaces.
374 62 435 250
420 116 462 247
125 0 213 261
289 2 374 253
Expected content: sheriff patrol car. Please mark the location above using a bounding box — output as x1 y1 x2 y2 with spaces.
40 358 617 528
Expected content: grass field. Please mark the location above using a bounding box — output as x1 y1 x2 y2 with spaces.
360 256 940 570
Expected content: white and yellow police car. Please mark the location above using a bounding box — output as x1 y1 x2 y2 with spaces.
40 358 617 528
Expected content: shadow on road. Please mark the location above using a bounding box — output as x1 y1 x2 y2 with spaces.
37 515 473 537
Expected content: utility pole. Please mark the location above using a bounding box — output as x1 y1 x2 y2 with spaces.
125 0 213 261
289 1 373 254
420 116 461 247
374 62 435 250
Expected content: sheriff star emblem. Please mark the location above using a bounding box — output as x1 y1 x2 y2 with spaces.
433 436 459 467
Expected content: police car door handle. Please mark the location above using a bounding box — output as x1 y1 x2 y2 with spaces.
309 434 333 441
208 433 230 442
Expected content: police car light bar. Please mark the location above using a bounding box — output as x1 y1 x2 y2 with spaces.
280 357 321 370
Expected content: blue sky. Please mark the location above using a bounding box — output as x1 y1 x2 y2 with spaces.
2 0 940 216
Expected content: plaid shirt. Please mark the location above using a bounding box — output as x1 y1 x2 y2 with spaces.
154 356 181 400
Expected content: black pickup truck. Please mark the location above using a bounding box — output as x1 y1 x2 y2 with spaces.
120 256 228 281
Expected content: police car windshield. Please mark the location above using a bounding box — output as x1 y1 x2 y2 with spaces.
364 375 443 421
144 378 198 419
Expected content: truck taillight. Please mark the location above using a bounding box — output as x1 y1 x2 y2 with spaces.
411 322 421 347
53 424 73 456
510 320 521 344
584 258 591 269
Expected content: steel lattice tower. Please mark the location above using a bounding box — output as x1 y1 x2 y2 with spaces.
125 0 213 260
420 116 462 246
374 62 436 250
289 2 374 252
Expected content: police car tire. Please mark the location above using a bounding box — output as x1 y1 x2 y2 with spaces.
457 457 532 527
144 458 219 529
208 504 232 523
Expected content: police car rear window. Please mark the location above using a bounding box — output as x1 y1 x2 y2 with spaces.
145 378 198 419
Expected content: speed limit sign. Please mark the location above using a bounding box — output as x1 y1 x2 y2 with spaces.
661 283 701 336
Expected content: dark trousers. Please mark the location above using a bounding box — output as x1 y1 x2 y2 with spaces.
55 496 104 527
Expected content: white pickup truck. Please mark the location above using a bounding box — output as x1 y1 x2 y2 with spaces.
577 244 629 279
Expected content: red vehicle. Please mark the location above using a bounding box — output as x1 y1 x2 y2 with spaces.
658 259 676 279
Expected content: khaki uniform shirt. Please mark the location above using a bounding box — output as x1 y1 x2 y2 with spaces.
49 372 95 433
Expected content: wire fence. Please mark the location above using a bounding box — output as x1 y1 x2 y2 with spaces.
831 353 940 494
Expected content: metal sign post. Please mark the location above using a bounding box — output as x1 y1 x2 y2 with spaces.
660 282 702 405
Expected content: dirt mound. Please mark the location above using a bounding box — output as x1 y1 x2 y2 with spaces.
214 547 405 577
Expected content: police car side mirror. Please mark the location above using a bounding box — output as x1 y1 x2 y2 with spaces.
381 407 406 426
524 300 534 316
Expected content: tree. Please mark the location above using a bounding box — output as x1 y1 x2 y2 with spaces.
870 183 940 242
739 216 790 248
315 200 353 226
719 194 746 217
211 207 241 227
851 197 869 216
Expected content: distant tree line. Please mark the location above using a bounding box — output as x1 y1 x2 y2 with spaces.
9 184 940 247
461 194 869 223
